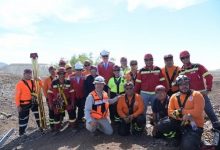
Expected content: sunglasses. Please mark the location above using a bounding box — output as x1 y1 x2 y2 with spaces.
131 64 137 66
181 56 189 60
144 59 153 61
84 64 90 67
102 55 109 58
58 72 66 75
114 70 120 72
75 69 83 71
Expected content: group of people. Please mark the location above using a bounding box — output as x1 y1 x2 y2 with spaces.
14 50 220 150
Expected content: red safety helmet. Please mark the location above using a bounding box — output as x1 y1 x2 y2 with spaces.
113 65 120 71
155 85 166 92
144 53 153 59
90 65 97 71
180 50 190 58
57 67 66 74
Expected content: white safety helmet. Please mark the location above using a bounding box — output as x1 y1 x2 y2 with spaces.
74 61 84 70
93 76 106 84
175 75 190 86
100 50 110 56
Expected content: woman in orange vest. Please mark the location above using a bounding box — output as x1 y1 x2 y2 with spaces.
84 76 118 136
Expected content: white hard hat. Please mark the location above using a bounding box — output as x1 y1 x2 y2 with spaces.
100 50 110 56
175 75 190 86
74 61 83 70
93 76 105 84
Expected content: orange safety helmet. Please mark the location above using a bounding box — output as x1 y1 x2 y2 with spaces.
180 50 190 58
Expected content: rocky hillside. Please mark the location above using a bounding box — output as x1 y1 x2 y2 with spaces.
0 63 49 77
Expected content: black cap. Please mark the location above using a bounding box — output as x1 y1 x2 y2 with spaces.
24 69 32 74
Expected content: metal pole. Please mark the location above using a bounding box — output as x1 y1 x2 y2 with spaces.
0 128 14 148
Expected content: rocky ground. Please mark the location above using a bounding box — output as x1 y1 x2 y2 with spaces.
0 72 220 150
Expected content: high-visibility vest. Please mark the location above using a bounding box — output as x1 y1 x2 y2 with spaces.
90 91 109 119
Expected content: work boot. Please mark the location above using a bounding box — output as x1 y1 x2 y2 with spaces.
68 122 78 133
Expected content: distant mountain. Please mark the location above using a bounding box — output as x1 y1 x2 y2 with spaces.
0 63 49 77
214 69 220 72
0 62 7 69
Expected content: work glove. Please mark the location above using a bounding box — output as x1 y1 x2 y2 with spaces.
172 109 182 119
124 117 130 124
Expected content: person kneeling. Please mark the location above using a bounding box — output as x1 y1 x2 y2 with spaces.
158 75 205 150
117 82 146 136
85 76 118 136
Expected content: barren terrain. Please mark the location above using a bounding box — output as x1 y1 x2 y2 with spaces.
0 71 220 150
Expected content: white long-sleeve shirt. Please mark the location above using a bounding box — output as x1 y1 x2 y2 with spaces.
85 92 118 123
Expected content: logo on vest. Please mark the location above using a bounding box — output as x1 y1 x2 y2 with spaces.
189 95 193 101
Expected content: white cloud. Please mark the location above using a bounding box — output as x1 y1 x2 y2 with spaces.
127 0 207 11
0 0 206 32
0 0 94 32
0 33 36 48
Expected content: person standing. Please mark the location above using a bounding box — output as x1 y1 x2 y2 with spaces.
71 62 86 127
97 50 114 84
135 53 166 115
179 50 220 129
43 66 56 130
15 69 41 136
120 57 130 77
161 54 180 96
108 65 126 123
47 67 75 132
84 66 98 97
65 64 74 79
124 60 138 86
82 60 92 77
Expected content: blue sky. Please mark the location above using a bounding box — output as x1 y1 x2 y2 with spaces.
0 0 219 70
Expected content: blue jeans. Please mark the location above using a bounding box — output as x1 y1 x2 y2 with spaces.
140 91 156 115
204 95 219 124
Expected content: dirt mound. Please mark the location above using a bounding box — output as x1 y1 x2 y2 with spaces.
0 63 49 77
0 72 220 150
